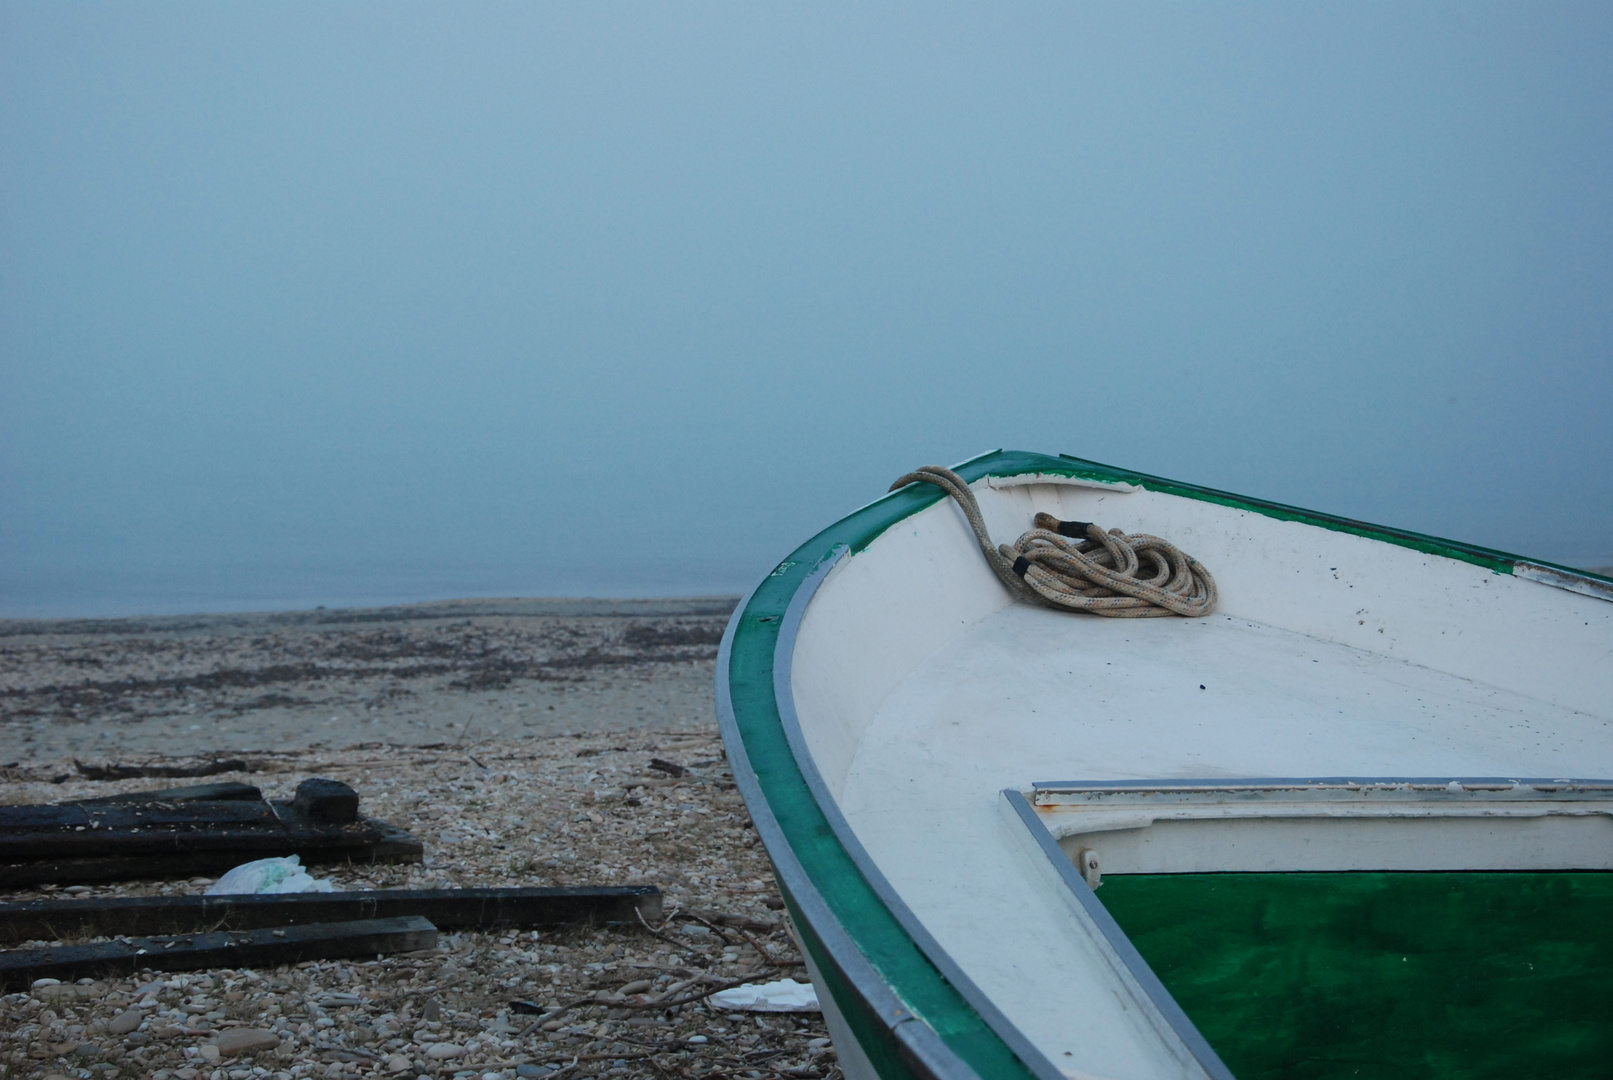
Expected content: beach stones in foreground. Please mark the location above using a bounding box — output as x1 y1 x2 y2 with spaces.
217 1028 280 1056
106 1008 145 1034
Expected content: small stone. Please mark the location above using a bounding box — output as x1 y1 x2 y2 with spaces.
199 1045 221 1062
424 1043 463 1060
75 1042 103 1057
217 1030 280 1057
515 1066 551 1079
32 978 62 989
422 998 443 1022
385 1055 412 1073
107 1010 146 1035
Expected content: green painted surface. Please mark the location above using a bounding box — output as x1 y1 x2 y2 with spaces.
1097 872 1613 1080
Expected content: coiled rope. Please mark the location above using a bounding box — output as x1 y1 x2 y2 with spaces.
889 465 1218 618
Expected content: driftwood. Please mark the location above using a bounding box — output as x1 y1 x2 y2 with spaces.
686 907 778 932
0 885 662 944
73 759 251 781
0 916 437 988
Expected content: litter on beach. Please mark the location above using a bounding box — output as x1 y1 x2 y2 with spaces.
206 855 334 895
707 977 820 1012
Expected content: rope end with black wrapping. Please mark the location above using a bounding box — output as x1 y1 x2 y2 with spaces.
1033 512 1094 538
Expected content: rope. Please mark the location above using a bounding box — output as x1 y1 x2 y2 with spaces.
889 465 1218 618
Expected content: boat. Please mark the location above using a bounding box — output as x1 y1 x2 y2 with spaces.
714 449 1613 1080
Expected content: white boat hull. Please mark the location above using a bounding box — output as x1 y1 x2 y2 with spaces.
717 451 1613 1080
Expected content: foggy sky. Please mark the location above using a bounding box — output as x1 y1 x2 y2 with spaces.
3 3 1611 616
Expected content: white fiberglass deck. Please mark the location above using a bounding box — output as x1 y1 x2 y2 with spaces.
784 478 1613 1080
842 607 1612 1075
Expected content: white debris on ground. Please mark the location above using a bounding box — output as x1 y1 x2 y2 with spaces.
706 982 819 1014
207 857 336 896
0 733 839 1080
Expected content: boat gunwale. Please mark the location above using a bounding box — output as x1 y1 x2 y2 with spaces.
717 448 1610 1080
1048 453 1613 590
716 575 994 1080
771 550 1071 1080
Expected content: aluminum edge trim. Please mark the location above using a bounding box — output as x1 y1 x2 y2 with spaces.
1512 562 1613 602
714 571 942 1074
773 548 1066 1080
1030 777 1613 792
1003 789 1236 1080
767 551 980 1080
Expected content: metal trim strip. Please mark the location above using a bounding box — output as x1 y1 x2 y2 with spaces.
772 549 1066 1080
1513 562 1613 602
1031 777 1613 793
1001 789 1236 1080
717 576 971 1080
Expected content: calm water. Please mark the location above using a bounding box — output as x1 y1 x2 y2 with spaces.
0 558 752 620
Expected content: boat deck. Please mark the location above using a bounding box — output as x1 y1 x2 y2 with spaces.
834 603 1613 1079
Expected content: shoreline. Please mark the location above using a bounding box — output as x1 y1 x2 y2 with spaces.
0 597 740 769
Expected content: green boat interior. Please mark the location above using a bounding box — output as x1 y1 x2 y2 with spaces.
1096 870 1613 1080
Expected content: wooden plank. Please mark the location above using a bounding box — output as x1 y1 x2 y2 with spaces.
0 886 661 944
0 792 378 859
0 917 437 989
0 779 422 885
72 759 249 781
0 821 424 888
69 782 265 806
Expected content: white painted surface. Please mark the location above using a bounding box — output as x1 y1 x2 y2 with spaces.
786 478 1613 1080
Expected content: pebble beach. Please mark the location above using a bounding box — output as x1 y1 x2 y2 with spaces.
1 599 840 1080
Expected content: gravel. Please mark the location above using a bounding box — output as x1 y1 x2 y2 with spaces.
2 599 838 1080
2 733 835 1080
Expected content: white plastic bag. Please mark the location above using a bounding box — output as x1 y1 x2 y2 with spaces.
707 978 819 1012
205 855 335 895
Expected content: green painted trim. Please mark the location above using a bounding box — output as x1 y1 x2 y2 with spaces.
1051 452 1610 581
858 450 1585 576
724 469 1046 1080
781 889 918 1080
723 449 1599 1080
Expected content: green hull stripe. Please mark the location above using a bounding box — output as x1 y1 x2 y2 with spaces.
728 562 1037 1080
723 450 1602 1080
